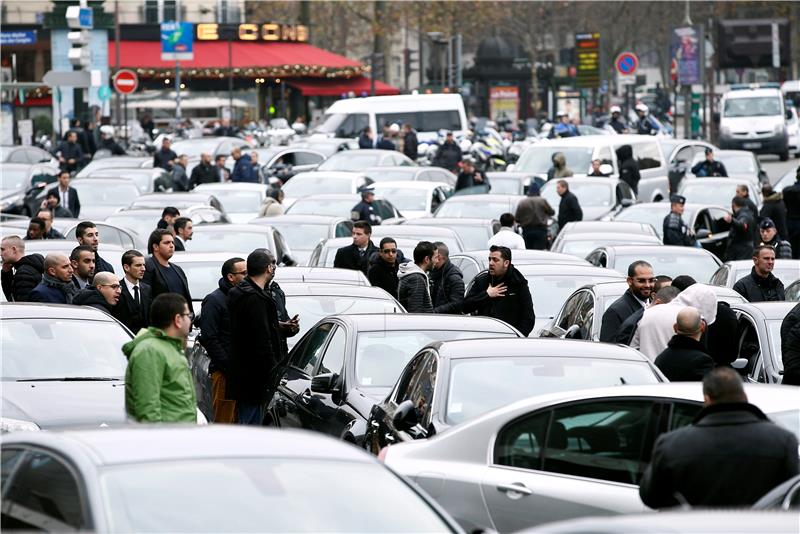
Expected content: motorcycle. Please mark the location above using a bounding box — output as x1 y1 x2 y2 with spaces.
469 128 507 171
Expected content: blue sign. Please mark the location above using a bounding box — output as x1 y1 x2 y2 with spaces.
161 21 194 61
1 30 37 45
671 26 702 86
615 53 639 75
97 86 112 101
78 7 93 28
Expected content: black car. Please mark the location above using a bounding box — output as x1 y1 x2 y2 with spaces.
267 314 520 445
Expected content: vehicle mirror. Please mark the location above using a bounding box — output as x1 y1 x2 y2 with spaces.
310 372 338 394
599 163 613 175
621 198 634 207
563 324 583 340
392 399 419 432
506 163 516 171
281 253 297 267
696 228 711 239
731 358 749 370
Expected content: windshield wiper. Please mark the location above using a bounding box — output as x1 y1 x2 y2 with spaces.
16 377 122 382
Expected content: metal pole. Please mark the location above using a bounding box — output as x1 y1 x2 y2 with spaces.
114 0 121 126
446 38 453 88
123 93 128 145
371 54 376 96
228 34 233 120
176 60 182 122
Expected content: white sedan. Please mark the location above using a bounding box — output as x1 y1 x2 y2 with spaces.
370 181 454 219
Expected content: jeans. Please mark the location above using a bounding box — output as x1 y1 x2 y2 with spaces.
523 227 548 250
237 402 266 426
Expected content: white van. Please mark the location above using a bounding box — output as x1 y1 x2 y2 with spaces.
718 84 790 160
312 94 468 142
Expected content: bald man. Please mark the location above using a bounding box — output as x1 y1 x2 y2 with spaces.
27 253 76 304
73 271 121 313
654 306 714 381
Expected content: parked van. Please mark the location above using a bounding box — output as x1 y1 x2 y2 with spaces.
313 94 468 142
718 84 790 161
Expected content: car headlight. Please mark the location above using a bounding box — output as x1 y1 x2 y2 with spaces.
774 123 786 134
1 417 40 433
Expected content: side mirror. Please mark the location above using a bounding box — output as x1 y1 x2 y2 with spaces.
731 358 749 370
696 228 711 239
392 399 419 432
281 253 297 267
310 372 339 394
599 163 613 175
621 198 634 207
563 324 583 339
506 163 516 171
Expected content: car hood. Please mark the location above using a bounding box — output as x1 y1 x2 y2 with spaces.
581 205 615 221
347 386 391 419
80 205 124 221
291 248 313 266
722 115 781 132
227 212 259 224
400 210 428 220
2 380 126 429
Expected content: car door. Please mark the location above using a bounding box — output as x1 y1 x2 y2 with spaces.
480 399 658 531
629 141 667 202
733 311 764 382
451 256 481 287
291 151 324 174
694 207 730 259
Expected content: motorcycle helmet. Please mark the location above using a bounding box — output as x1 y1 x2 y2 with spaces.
635 103 649 113
100 125 115 137
610 105 622 114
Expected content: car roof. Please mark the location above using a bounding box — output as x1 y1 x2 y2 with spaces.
191 223 272 233
371 225 458 237
336 313 519 334
135 192 216 202
292 193 360 200
322 236 419 249
562 233 661 242
433 338 651 362
724 259 800 267
619 202 716 211
2 426 373 466
364 166 422 174
537 134 657 148
733 301 798 319
292 171 364 180
274 282 397 299
441 194 523 203
599 244 714 256
273 267 369 285
21 240 125 254
515 264 625 277
372 181 447 191
250 214 344 225
411 217 497 225
194 183 266 192
0 302 121 321
561 221 657 234
169 251 245 264
454 249 589 264
71 177 140 186
541 176 621 187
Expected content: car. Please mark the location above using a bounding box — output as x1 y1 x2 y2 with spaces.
540 281 746 341
289 137 358 158
370 181 454 219
280 171 373 209
434 194 525 220
406 217 500 251
285 193 402 223
105 206 229 241
193 182 269 223
0 303 130 432
249 214 353 265
678 177 763 210
39 177 142 220
19 241 125 266
710 259 800 289
0 162 59 216
81 167 172 194
267 314 520 445
316 149 415 172
484 172 543 195
222 146 325 181
273 266 371 286
551 232 662 259
0 145 58 165
551 221 659 253
307 237 420 268
728 301 796 385
381 383 800 532
182 223 292 260
1 425 462 532
586 244 723 282
366 338 664 454
787 106 800 158
370 224 465 253
658 138 716 193
541 176 637 222
451 249 589 287
62 221 146 251
718 85 789 159
75 156 151 177
364 166 457 187
686 149 768 185
170 136 252 160
613 202 733 259
128 191 226 213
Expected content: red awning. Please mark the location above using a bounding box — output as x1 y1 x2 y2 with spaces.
288 77 399 97
15 96 52 107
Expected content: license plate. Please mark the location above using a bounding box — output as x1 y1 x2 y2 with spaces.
743 142 761 149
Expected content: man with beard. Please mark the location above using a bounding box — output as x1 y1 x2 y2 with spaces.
28 253 76 304
600 261 655 342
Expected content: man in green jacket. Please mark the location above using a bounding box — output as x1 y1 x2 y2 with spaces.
124 293 196 423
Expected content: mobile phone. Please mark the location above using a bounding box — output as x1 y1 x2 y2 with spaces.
291 314 299 322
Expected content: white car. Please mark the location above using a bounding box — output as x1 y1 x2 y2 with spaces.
193 182 268 223
787 106 800 157
370 181 454 219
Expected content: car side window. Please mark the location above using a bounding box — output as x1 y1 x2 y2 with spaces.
335 221 353 238
575 296 595 340
8 150 28 163
543 400 657 484
710 266 729 286
399 351 438 428
3 451 86 531
290 323 334 375
494 411 550 471
707 207 731 234
668 401 702 431
596 147 614 168
631 142 663 170
1 448 25 492
392 352 428 404
557 291 588 330
294 151 323 166
673 146 695 165
317 326 346 376
458 259 480 285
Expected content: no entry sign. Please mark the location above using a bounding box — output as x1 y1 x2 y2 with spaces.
615 52 639 76
113 69 139 94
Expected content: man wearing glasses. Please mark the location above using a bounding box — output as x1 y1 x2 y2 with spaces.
368 237 401 298
73 271 121 313
600 260 655 342
124 293 197 423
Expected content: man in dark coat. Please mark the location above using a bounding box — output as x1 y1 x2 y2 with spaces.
368 237 401 298
615 144 641 195
732 245 785 302
654 306 714 381
725 196 756 261
397 241 435 313
41 192 74 219
463 245 535 336
780 302 800 386
333 221 378 275
432 132 462 172
760 184 788 240
402 124 418 161
350 190 382 226
227 249 285 425
600 260 654 342
190 152 217 188
73 272 121 313
430 242 465 314
691 147 728 177
213 118 236 137
153 137 177 171
782 166 800 258
455 158 490 192
171 154 190 192
28 253 77 304
375 125 396 150
142 229 193 312
639 367 799 508
76 221 115 274
758 218 792 259
662 195 695 246
556 180 583 231
1 236 43 302
55 131 84 173
515 182 555 250
358 127 375 149
113 250 151 333
52 170 81 218
230 147 257 183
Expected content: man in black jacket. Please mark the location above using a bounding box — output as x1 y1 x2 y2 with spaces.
430 242 465 314
432 132 462 172
55 131 84 173
228 249 285 425
113 250 151 334
640 367 798 507
333 221 378 275
463 245 535 336
556 180 583 231
690 147 728 177
615 144 641 195
780 302 800 386
402 124 418 161
783 166 800 258
1 235 43 302
725 196 756 261
654 306 714 381
600 260 654 342
368 237 401 298
732 245 785 302
190 152 217 188
52 170 81 218
76 221 115 274
153 137 177 171
398 241 435 313
662 195 695 246
143 229 193 312
73 272 121 313
198 256 246 423
350 190 382 226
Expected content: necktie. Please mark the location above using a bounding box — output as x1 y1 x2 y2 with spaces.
359 249 365 258
133 285 140 306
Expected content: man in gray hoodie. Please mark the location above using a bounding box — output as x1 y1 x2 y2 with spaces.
398 241 436 313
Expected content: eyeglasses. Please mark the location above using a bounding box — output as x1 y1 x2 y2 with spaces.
232 270 248 276
634 278 657 284
381 249 397 254
97 284 121 290
180 312 196 321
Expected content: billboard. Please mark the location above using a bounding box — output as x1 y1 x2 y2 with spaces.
489 86 519 123
161 21 194 61
671 26 702 85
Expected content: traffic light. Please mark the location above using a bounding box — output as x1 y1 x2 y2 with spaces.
404 48 418 75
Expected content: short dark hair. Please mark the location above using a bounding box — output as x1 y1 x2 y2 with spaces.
556 179 569 191
732 196 747 208
215 154 226 162
499 213 515 227
627 260 652 277
150 293 188 330
353 220 372 235
655 286 680 303
173 217 191 233
671 275 697 291
433 241 449 259
654 275 673 292
148 229 173 255
29 217 46 231
161 206 180 219
222 256 245 278
247 249 274 277
121 249 144 267
75 221 96 239
413 241 436 265
753 244 776 257
490 245 512 262
702 367 747 404
59 169 70 177
762 184 774 197
379 237 396 250
70 245 94 262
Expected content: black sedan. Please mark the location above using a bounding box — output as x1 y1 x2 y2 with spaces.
267 314 520 445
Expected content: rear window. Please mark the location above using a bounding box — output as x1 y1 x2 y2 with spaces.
376 111 461 132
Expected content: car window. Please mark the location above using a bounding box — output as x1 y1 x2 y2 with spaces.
543 400 657 484
318 326 346 376
574 295 595 339
3 451 86 530
294 151 323 166
334 221 353 238
494 411 550 470
290 323 334 375
8 150 28 163
398 350 438 428
392 351 428 404
557 291 589 330
630 142 663 170
1 448 25 491
710 266 729 286
736 314 761 375
669 401 702 431
336 114 369 139
596 146 614 168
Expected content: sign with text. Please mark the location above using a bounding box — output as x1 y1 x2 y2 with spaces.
489 86 520 123
575 32 600 89
671 26 702 85
161 21 194 61
196 23 309 42
1 30 37 45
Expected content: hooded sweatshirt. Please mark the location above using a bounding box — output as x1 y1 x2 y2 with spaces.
547 152 574 181
123 327 197 423
616 144 641 194
397 262 432 313
632 284 718 361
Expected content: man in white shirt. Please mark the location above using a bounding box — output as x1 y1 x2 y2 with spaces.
112 250 152 333
488 213 526 250
70 245 95 289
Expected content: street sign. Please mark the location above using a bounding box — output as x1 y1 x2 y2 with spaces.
615 52 639 76
1 30 37 45
575 32 600 89
161 21 194 61
66 6 93 30
97 86 112 101
113 70 138 94
42 70 92 88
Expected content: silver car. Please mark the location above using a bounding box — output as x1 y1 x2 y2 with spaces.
382 383 800 532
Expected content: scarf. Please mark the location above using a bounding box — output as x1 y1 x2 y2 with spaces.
41 273 78 304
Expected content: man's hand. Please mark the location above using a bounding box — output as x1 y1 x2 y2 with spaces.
723 214 732 223
487 283 507 298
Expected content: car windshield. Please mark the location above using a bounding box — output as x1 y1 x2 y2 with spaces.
614 252 718 282
733 266 798 287
436 200 513 219
283 177 353 196
1 168 29 191
355 329 516 387
515 147 595 174
104 214 155 240
527 275 623 317
287 198 353 217
680 182 741 207
767 320 784 372
206 190 262 213
317 152 383 172
267 224 329 251
365 170 415 182
615 206 686 237
445 357 659 425
175 262 220 299
717 154 757 174
314 113 347 135
100 458 451 533
489 177 523 195
190 230 271 253
542 182 613 210
72 182 141 206
373 187 428 212
723 96 782 117
2 319 129 380
171 139 221 159
450 226 490 250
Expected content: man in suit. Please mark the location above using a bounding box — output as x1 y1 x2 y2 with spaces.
143 229 193 313
173 217 193 252
75 221 115 274
333 221 377 276
70 245 95 289
599 260 655 342
53 170 81 218
113 249 152 333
